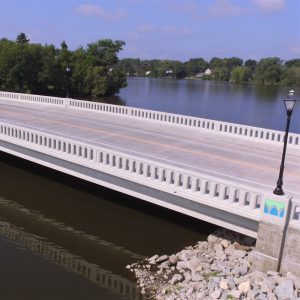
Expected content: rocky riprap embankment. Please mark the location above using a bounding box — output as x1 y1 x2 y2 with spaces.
126 229 300 300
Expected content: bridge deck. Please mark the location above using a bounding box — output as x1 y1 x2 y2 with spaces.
0 102 299 198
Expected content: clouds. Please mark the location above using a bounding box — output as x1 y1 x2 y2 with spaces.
208 0 248 17
207 0 286 17
251 0 286 13
76 4 127 21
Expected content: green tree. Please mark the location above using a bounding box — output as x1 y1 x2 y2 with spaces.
16 33 29 46
284 59 300 68
230 66 251 83
213 67 230 81
254 57 282 85
209 57 226 69
0 35 127 97
281 67 300 86
185 58 208 77
118 58 140 76
226 57 243 72
245 59 257 71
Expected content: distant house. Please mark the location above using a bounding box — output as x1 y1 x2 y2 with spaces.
145 71 151 76
204 69 212 75
195 68 212 78
165 70 173 75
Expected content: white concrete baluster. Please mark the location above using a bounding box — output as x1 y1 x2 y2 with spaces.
209 182 217 198
218 184 227 201
238 190 247 206
228 188 236 203
199 180 207 195
191 177 198 192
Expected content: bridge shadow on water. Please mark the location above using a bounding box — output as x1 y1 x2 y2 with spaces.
0 152 216 300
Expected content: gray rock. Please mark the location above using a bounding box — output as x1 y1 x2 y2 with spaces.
287 272 300 290
224 245 236 255
220 239 230 248
187 258 203 273
252 270 268 283
196 291 207 299
191 272 204 282
169 254 179 264
226 276 236 290
233 241 251 251
274 279 294 299
219 279 229 290
238 280 251 294
176 260 189 270
228 289 242 299
232 249 246 259
213 277 221 284
170 274 183 285
267 270 278 277
156 255 169 263
183 271 191 282
256 293 268 300
159 261 169 269
207 234 219 244
210 289 222 299
233 264 248 276
267 291 277 300
247 288 259 299
177 250 196 261
148 254 159 261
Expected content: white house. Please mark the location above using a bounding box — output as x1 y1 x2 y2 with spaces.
204 69 212 75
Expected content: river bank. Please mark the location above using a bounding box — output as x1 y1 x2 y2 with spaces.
127 229 300 299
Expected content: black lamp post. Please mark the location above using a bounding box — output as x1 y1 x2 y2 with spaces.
273 90 298 195
66 66 71 98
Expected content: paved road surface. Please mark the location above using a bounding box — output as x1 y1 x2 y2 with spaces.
0 102 299 198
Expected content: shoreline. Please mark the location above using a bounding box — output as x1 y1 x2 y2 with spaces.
127 229 300 300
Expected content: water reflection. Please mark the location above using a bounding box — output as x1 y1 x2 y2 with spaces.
0 154 214 299
253 85 280 102
0 197 144 300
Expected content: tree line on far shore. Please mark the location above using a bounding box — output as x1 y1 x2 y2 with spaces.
118 57 300 86
1 33 299 99
0 33 127 97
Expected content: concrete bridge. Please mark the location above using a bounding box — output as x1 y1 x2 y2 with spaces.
0 91 299 275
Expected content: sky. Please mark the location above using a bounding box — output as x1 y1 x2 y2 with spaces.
0 0 299 61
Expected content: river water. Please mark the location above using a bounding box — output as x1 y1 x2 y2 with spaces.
0 78 299 299
118 78 300 133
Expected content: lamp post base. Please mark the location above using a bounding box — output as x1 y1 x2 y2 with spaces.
273 186 285 196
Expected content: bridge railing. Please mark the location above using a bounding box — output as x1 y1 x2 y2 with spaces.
0 91 64 106
0 121 264 224
0 92 300 145
69 98 300 146
1 91 299 146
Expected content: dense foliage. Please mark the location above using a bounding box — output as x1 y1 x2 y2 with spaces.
118 56 300 86
0 33 127 97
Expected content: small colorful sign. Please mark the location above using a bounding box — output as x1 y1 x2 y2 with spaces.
264 199 286 218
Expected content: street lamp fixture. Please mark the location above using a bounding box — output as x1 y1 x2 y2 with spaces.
273 90 298 195
66 66 71 98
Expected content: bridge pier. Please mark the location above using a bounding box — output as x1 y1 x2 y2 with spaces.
252 194 300 274
280 199 300 277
